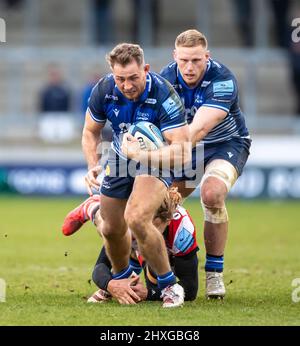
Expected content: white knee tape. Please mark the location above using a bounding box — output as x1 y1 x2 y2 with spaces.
201 201 229 224
200 159 238 192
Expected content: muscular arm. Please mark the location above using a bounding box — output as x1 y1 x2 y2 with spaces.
82 111 105 170
189 106 227 147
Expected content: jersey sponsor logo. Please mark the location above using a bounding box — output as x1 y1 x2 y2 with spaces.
118 122 131 134
195 95 203 104
113 108 120 117
213 80 234 94
174 227 194 253
227 151 234 158
145 98 157 105
105 165 111 176
173 212 181 220
105 94 118 101
136 111 151 121
102 179 111 189
162 97 178 115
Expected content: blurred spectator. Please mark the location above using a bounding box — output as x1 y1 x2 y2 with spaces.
132 0 159 45
92 0 114 45
39 64 71 113
81 72 100 115
3 0 24 8
231 0 254 46
269 0 291 48
269 1 299 116
38 65 75 143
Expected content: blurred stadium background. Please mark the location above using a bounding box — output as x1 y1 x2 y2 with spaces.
0 0 300 199
1 0 300 326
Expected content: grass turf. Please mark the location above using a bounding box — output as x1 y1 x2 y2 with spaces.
0 196 299 326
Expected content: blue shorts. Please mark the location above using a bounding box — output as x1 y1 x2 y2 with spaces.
173 138 251 184
100 151 173 199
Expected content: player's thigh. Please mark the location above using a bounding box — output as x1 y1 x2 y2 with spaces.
100 194 128 230
125 175 167 220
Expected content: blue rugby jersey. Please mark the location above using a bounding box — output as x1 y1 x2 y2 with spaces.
160 59 250 144
88 72 186 158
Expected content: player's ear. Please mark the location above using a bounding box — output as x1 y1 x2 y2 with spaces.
205 50 210 60
144 64 150 73
173 49 177 61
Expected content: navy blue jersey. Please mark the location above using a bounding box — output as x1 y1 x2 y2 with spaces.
88 72 186 158
160 59 250 144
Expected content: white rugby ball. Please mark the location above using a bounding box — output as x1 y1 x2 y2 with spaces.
128 121 165 150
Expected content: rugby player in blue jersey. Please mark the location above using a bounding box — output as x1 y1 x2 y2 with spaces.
81 43 190 307
160 30 251 299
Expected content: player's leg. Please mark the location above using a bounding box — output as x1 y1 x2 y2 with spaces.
99 194 131 274
61 195 100 236
201 159 238 299
124 175 184 307
125 176 170 275
173 251 199 301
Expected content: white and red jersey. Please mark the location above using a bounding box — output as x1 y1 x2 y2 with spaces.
165 206 198 257
132 206 198 265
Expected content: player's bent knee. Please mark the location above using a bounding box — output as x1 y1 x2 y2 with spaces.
125 209 150 229
201 159 238 193
101 223 126 238
201 200 229 224
125 213 152 243
201 185 224 207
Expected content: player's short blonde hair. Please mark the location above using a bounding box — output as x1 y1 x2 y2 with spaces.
175 29 208 49
155 187 182 222
106 43 145 68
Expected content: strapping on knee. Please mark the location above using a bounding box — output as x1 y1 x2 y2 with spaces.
200 160 238 192
201 200 229 224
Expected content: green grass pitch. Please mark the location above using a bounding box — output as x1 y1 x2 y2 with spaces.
0 196 300 326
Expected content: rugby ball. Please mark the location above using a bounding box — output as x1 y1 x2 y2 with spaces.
128 121 165 150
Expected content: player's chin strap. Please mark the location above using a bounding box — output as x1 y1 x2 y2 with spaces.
200 159 238 224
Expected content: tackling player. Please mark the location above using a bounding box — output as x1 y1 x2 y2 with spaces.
62 188 199 306
160 30 251 299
